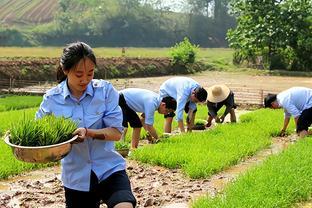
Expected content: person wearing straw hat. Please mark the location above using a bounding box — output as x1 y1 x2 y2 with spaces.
159 77 207 133
206 84 237 127
264 87 312 138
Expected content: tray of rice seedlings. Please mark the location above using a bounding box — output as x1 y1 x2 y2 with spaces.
115 141 130 158
4 115 78 163
192 119 207 130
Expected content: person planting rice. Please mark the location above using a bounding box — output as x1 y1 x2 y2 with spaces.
119 88 176 149
36 42 136 208
206 84 237 128
159 77 207 133
264 87 312 138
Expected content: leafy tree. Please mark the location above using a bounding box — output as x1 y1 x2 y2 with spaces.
228 0 312 70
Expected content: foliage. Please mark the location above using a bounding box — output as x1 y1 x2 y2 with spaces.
0 0 235 47
169 37 199 65
9 115 77 146
193 137 312 207
227 0 312 71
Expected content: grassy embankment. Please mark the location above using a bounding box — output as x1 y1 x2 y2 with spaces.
0 47 235 71
1 47 311 77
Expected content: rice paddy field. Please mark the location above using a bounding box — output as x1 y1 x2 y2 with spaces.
0 88 311 208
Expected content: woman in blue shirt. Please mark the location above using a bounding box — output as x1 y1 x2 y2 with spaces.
36 42 136 208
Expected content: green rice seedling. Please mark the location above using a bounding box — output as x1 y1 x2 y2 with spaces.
131 109 294 179
192 137 312 208
0 108 37 136
115 141 130 150
9 115 77 146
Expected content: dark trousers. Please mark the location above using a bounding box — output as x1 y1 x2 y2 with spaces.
64 170 136 208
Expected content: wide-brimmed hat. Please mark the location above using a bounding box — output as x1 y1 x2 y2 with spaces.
207 84 230 103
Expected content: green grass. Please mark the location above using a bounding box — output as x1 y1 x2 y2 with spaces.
131 109 295 179
192 137 312 208
0 47 233 59
0 95 42 112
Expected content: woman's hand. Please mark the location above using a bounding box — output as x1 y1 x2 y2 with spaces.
72 127 88 143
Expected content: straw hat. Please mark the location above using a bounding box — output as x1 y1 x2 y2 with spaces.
207 84 230 103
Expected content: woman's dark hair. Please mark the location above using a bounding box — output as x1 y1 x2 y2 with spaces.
57 42 97 83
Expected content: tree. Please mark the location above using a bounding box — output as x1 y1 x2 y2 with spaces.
228 0 312 70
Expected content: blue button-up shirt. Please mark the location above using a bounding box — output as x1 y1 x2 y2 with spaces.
120 88 161 125
277 87 312 118
36 79 125 191
159 77 199 121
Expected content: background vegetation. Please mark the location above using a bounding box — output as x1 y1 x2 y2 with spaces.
228 0 312 71
0 0 235 47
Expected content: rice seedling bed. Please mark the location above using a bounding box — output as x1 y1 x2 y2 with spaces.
192 137 312 208
131 109 294 179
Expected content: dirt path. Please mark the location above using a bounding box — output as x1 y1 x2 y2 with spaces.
120 71 312 92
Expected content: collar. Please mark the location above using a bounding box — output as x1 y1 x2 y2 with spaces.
62 79 94 100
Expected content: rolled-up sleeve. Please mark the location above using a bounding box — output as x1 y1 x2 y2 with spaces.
103 84 124 133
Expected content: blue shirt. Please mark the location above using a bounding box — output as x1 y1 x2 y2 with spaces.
36 79 125 191
120 88 161 125
159 77 199 121
277 87 312 118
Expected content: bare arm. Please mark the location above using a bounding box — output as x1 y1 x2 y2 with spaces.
145 124 159 140
74 127 122 141
282 117 290 131
178 120 185 133
186 110 196 132
280 117 290 136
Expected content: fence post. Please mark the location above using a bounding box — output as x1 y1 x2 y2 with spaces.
260 89 264 106
9 78 12 92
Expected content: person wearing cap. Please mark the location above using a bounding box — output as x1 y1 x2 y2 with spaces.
206 84 237 127
119 88 177 149
264 87 312 138
159 77 207 133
